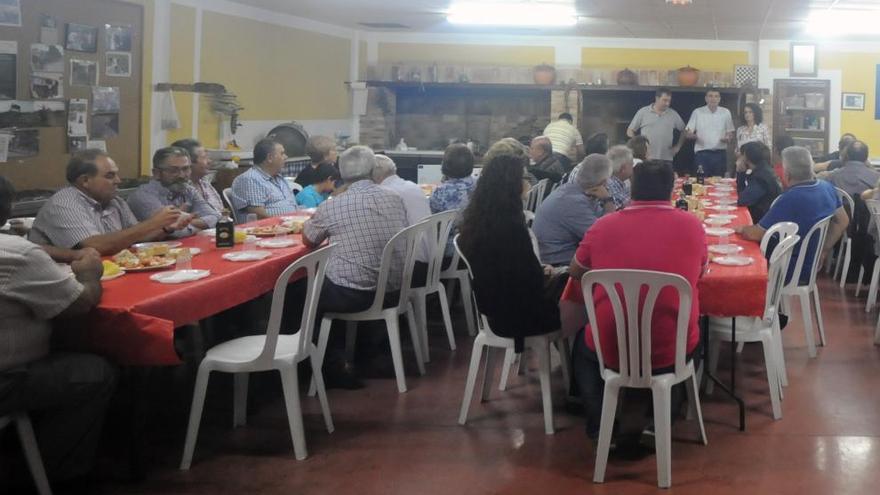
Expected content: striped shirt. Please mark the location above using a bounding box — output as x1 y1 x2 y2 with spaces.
543 120 584 161
0 235 83 371
230 166 298 217
29 186 139 249
303 180 408 291
194 176 225 213
127 180 220 236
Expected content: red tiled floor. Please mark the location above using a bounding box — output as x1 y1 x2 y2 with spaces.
47 275 880 493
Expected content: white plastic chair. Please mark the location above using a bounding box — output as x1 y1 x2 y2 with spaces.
454 235 564 435
0 413 52 495
180 244 336 469
221 187 243 224
313 221 430 394
707 234 800 420
583 269 707 489
439 229 477 338
760 221 799 257
409 210 459 363
523 209 535 228
855 199 880 298
782 215 833 358
524 178 550 213
830 188 854 287
285 176 304 194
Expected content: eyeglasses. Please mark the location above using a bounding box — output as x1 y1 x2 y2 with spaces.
158 166 191 175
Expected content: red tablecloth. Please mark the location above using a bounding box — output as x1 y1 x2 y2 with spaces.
560 182 768 318
58 218 312 366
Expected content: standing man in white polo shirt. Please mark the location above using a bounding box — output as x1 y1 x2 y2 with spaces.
685 89 735 177
543 112 584 172
627 88 686 164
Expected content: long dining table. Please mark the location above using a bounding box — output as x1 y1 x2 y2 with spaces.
558 178 768 430
57 217 313 366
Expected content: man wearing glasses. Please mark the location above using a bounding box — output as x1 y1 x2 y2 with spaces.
127 146 220 237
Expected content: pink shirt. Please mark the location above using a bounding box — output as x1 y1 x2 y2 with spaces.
574 201 707 370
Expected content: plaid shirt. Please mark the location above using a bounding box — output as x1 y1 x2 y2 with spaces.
29 186 139 249
606 175 631 210
127 180 220 236
303 180 408 291
194 176 225 213
230 166 298 217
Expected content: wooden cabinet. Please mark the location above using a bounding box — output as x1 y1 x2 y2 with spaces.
772 79 830 158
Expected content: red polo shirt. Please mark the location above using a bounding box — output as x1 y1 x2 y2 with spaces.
574 201 707 370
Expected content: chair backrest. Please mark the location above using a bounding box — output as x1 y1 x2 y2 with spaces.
221 188 243 224
523 209 535 227
524 179 550 213
786 214 833 289
258 244 335 365
421 210 459 291
453 234 499 339
760 221 798 257
580 269 693 387
865 199 880 252
834 187 854 239
285 177 303 194
366 219 433 314
762 235 800 324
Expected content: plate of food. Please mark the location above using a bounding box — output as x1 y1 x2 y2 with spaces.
257 238 298 248
708 192 732 197
150 269 211 284
708 205 737 212
279 217 306 234
704 217 731 226
131 241 182 251
168 247 201 258
704 227 736 237
101 260 125 281
708 213 737 220
245 226 294 237
112 249 177 271
712 255 754 266
222 250 272 262
709 244 744 255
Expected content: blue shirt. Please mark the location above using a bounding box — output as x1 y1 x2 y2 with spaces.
532 182 606 266
230 166 298 217
759 180 841 283
127 180 221 238
430 176 476 256
297 185 329 208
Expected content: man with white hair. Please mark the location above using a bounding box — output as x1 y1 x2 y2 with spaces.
605 145 634 209
735 146 848 283
532 154 616 266
303 146 408 388
528 135 565 183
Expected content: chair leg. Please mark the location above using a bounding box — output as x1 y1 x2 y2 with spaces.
866 263 880 312
536 341 555 435
309 317 334 397
800 293 817 358
437 286 456 351
405 306 427 376
839 241 852 288
498 348 516 391
481 346 497 402
411 293 430 363
458 340 485 425
15 415 52 495
874 312 880 345
279 365 307 460
557 337 572 394
773 321 788 388
592 383 620 484
704 337 722 395
651 384 673 489
233 373 249 427
180 364 211 470
855 265 865 297
459 276 477 337
384 314 409 393
761 334 783 420
812 288 827 347
736 342 745 354
309 346 334 433
344 321 358 362
686 372 708 445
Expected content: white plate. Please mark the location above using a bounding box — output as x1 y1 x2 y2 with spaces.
708 205 737 212
709 244 744 254
720 177 736 183
150 269 211 284
222 250 272 262
705 227 735 236
704 217 731 226
708 214 737 220
198 228 215 236
716 198 737 205
169 247 201 256
132 241 182 250
712 255 754 266
708 192 732 197
257 238 298 248
101 271 125 281
121 259 177 272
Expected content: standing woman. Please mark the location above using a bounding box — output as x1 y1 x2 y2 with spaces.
736 103 771 149
736 141 782 222
458 150 561 351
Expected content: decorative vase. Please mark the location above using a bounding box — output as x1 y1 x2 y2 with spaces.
533 63 557 85
617 68 638 86
677 66 700 86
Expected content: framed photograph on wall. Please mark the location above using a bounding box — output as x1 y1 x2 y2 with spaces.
105 24 132 52
842 92 865 111
105 52 131 77
790 42 817 77
65 23 98 53
0 0 22 27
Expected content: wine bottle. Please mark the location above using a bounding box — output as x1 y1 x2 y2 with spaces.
216 209 235 248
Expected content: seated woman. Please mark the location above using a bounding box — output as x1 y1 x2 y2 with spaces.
737 141 782 223
430 143 476 259
458 147 561 352
296 162 338 208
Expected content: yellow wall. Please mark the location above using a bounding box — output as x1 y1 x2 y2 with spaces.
379 42 554 66
166 3 196 145
582 47 749 72
771 49 880 152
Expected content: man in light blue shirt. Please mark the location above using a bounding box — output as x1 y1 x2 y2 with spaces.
532 154 616 266
127 146 220 238
231 138 298 218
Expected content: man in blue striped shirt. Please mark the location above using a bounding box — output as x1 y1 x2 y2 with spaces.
230 138 298 219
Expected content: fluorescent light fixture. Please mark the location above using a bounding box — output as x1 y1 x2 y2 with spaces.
806 9 880 36
447 2 578 27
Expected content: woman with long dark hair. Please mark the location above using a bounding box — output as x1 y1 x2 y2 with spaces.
736 102 771 149
736 141 782 222
458 148 560 349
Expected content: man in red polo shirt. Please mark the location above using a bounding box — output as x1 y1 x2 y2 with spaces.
568 160 707 445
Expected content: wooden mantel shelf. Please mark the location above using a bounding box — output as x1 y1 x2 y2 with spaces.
354 80 754 94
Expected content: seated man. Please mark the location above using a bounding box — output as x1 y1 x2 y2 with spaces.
296 135 338 188
296 162 338 208
302 146 408 386
814 133 856 172
0 176 116 486
231 138 298 219
172 138 225 213
735 146 849 283
605 145 634 209
823 140 879 199
568 160 707 442
127 146 220 237
527 135 565 183
532 154 616 267
29 150 183 255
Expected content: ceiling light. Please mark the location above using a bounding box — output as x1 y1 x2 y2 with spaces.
447 2 578 27
806 9 880 36
666 0 693 5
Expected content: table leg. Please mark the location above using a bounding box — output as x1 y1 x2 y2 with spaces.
701 316 746 431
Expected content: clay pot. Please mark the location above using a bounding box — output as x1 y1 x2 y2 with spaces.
677 66 700 86
617 68 638 86
533 63 557 85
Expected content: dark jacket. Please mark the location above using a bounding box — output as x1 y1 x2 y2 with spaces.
737 166 782 223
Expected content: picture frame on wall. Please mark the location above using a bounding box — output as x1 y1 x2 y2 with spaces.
65 23 99 53
105 24 133 52
0 0 22 27
790 42 817 78
70 59 98 86
842 92 865 111
105 52 131 77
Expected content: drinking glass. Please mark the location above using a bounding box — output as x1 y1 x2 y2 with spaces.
176 248 193 271
245 213 257 225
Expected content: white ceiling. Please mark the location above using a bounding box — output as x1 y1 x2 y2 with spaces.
228 0 880 40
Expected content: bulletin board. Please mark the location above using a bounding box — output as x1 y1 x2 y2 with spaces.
0 0 143 190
